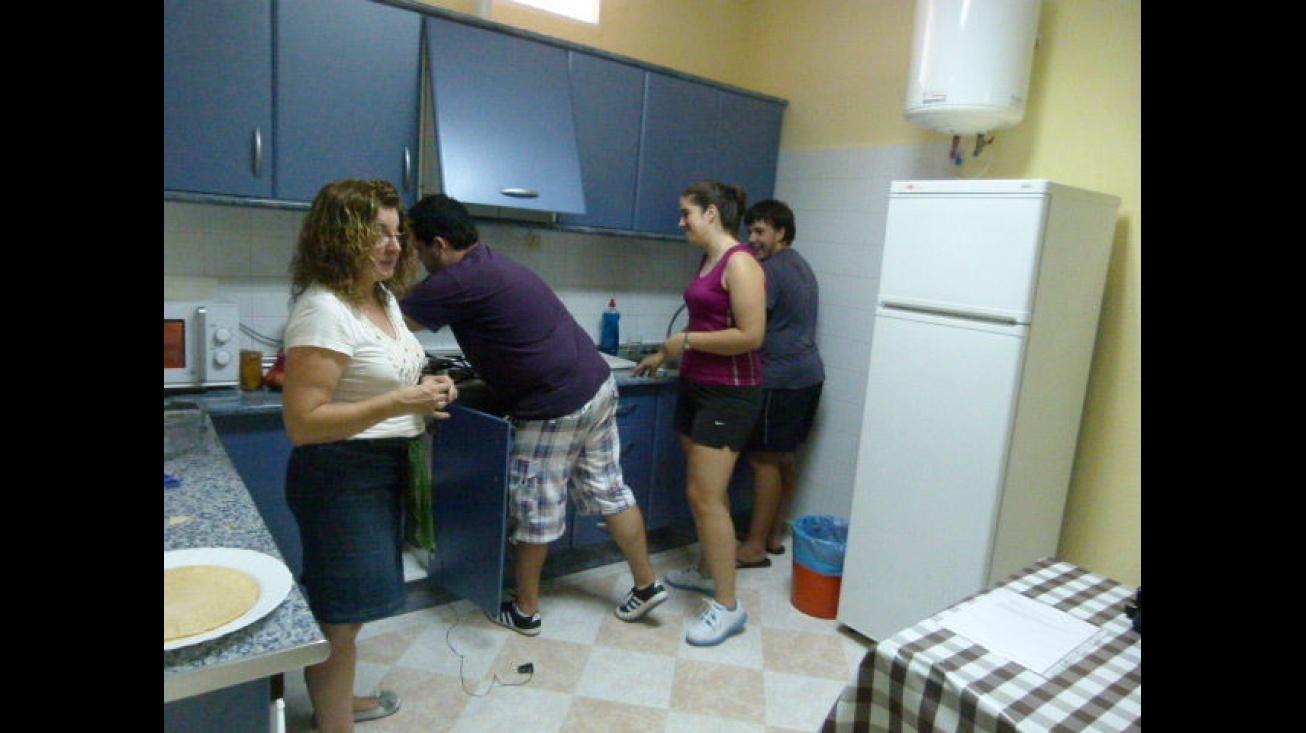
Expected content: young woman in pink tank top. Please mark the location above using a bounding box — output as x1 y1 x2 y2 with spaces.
633 180 767 646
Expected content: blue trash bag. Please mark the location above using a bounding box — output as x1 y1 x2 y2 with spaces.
792 515 849 577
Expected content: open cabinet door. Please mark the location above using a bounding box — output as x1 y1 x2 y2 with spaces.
428 405 513 616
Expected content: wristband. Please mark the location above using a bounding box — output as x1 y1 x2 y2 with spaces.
683 332 691 353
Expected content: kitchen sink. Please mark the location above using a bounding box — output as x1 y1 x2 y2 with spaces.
600 352 639 370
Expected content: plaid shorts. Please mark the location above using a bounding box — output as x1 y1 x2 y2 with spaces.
507 374 636 543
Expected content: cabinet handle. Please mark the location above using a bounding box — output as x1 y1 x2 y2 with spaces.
500 188 540 199
252 128 263 179
403 147 413 191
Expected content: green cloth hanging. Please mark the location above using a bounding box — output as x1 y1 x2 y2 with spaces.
405 436 435 552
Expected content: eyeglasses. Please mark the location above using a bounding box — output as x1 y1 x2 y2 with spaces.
373 230 408 247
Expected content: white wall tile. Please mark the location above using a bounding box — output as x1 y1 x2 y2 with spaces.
163 234 205 276
166 209 701 353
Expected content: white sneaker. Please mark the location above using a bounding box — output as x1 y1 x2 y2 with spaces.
686 598 748 646
665 565 715 596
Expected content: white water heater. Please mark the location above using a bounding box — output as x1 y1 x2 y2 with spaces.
905 0 1041 136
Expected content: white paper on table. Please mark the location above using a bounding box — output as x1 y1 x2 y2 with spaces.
939 588 1100 676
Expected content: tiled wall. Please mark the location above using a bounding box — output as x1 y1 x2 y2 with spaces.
772 142 954 522
163 202 700 354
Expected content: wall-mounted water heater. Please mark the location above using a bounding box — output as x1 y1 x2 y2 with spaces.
905 0 1042 136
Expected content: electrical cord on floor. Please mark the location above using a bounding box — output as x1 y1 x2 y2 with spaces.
444 603 535 696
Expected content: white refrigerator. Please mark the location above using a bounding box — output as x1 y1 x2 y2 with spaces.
837 179 1120 642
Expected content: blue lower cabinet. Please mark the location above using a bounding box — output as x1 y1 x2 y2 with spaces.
210 412 301 579
428 405 512 618
164 678 272 733
427 380 707 616
648 387 691 531
571 386 657 548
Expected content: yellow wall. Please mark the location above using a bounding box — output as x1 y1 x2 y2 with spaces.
416 0 1142 585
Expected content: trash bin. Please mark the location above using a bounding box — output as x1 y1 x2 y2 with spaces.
790 515 849 619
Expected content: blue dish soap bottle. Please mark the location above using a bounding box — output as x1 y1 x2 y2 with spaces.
600 299 620 355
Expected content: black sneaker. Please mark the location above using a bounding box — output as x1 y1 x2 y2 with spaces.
488 601 541 636
615 580 669 621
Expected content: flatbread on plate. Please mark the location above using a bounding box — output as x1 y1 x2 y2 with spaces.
164 564 260 642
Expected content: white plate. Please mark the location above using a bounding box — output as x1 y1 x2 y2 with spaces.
164 547 293 651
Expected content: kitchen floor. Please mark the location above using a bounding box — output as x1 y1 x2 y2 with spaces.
282 543 872 732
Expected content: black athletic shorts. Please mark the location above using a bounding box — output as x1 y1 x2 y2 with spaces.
673 381 764 452
745 383 823 453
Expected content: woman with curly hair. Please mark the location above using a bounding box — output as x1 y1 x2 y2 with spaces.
282 179 457 732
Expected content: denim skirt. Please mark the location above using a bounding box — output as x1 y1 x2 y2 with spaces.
285 437 412 624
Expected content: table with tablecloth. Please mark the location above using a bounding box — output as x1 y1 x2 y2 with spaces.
823 557 1141 732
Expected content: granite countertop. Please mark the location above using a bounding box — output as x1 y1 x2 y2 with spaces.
163 405 328 704
166 367 678 418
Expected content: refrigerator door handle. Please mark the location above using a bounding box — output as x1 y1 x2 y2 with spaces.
879 301 1023 327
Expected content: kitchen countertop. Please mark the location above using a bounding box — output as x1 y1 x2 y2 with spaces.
166 367 679 418
163 406 329 704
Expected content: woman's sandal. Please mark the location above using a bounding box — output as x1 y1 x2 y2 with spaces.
354 690 402 722
311 690 402 728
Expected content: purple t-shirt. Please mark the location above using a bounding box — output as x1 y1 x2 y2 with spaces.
679 244 763 386
399 245 609 419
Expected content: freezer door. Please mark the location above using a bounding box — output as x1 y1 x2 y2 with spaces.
838 310 1027 641
880 193 1049 323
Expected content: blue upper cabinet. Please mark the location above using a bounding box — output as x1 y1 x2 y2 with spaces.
165 0 420 205
633 74 720 236
715 90 785 231
632 74 786 238
165 3 782 228
559 52 645 230
425 17 586 215
275 0 421 205
164 0 273 198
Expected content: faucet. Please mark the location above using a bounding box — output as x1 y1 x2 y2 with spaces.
665 303 688 339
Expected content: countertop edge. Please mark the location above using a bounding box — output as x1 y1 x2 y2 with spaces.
164 638 330 704
168 370 679 417
164 410 329 704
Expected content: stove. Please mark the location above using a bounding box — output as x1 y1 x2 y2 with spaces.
423 352 478 384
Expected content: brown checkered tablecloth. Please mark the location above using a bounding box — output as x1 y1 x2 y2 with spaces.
823 557 1141 732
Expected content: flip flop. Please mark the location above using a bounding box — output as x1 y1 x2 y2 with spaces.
736 558 772 569
767 544 786 556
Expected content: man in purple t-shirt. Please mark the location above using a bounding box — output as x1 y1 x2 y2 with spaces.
399 194 666 636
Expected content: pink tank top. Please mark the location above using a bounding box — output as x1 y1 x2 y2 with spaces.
679 244 763 386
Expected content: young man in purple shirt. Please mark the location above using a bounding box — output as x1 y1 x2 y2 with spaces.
399 194 666 635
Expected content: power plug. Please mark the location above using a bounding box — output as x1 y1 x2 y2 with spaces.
516 662 534 674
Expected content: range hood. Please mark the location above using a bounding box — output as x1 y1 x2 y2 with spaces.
417 16 585 221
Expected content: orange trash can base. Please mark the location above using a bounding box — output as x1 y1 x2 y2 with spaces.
791 561 842 619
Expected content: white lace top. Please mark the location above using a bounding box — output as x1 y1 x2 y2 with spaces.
283 284 427 440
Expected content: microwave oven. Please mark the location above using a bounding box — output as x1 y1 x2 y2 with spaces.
164 301 241 389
